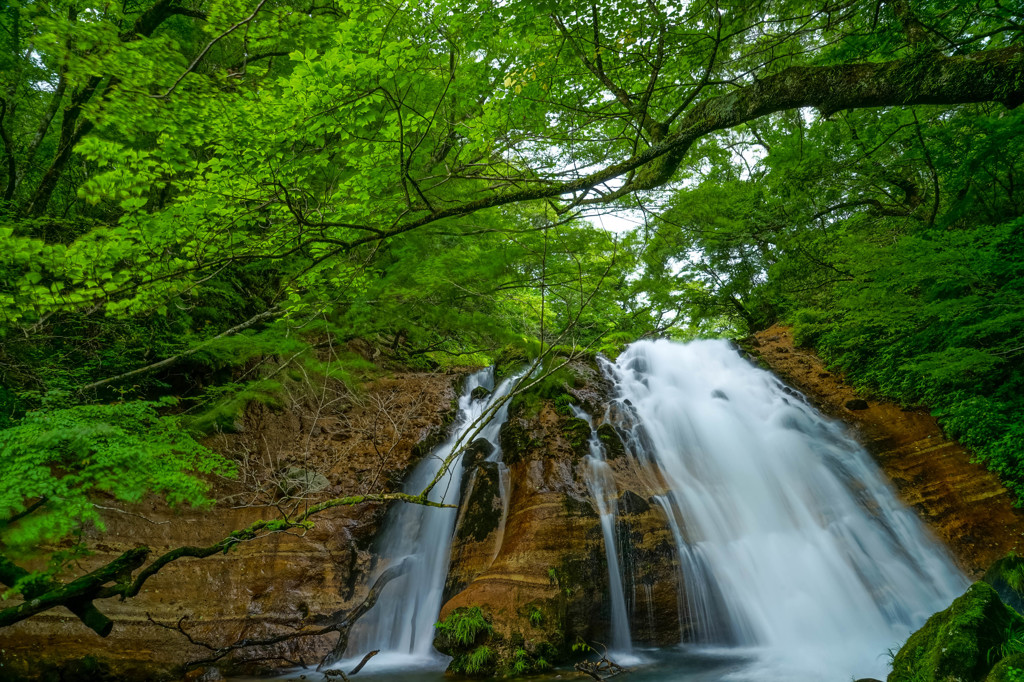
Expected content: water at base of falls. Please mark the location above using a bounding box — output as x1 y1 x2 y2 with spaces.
340 367 524 666
601 339 967 680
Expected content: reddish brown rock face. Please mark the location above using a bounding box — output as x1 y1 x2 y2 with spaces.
438 360 685 668
749 325 1024 577
0 371 461 681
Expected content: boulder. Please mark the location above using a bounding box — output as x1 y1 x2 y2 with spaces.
983 554 1024 616
986 653 1024 681
889 581 1024 682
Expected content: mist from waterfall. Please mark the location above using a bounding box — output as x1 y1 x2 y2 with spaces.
600 339 967 680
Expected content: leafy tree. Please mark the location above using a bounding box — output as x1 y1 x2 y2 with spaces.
0 0 1022 642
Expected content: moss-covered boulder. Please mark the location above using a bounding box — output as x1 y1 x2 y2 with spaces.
986 653 1024 682
495 347 529 382
889 582 1024 682
984 554 1024 617
434 605 555 678
562 417 591 458
434 606 498 677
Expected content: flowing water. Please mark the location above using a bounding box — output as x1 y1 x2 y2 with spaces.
258 339 966 682
599 339 966 680
571 405 634 655
342 367 524 667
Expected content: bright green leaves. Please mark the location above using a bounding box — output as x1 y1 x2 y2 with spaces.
0 401 234 566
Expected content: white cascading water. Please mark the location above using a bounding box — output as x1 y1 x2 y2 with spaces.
343 367 524 668
571 405 633 655
601 339 967 681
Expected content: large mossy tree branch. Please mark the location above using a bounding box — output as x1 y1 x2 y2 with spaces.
0 493 450 635
356 45 1024 235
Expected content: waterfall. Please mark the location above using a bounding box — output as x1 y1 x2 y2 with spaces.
572 405 633 655
601 339 967 681
344 367 523 667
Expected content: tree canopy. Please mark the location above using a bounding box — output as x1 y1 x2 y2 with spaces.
1 0 1022 639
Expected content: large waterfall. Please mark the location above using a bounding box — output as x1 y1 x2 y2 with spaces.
601 339 967 680
344 368 523 667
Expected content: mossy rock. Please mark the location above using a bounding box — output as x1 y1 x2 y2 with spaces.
499 419 534 464
596 423 626 460
562 417 591 457
455 461 503 543
889 581 1024 682
470 385 491 402
984 554 1024 616
986 653 1024 682
461 437 496 469
495 347 529 382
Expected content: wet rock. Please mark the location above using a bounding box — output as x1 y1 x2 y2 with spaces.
596 423 626 460
845 398 870 410
983 554 1024 616
446 462 504 601
456 462 503 543
562 417 591 458
471 385 492 402
711 389 729 400
619 490 651 515
185 667 225 682
889 582 1024 682
499 418 533 465
462 437 496 468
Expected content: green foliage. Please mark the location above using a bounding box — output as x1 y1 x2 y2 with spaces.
529 605 544 628
651 98 1024 500
572 636 595 654
511 648 531 675
0 400 233 574
464 645 494 675
435 606 493 647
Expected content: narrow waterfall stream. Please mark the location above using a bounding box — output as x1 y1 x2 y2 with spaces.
601 339 967 680
342 368 524 667
571 405 634 656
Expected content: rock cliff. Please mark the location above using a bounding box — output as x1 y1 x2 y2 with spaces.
0 370 462 681
434 359 683 675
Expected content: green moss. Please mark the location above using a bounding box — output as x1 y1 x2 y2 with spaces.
499 418 534 465
435 606 493 649
463 645 495 675
562 417 591 457
890 582 1024 682
495 346 529 382
596 422 626 460
986 653 1024 682
985 553 1024 616
455 462 502 542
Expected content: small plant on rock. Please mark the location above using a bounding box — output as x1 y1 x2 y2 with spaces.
435 606 492 646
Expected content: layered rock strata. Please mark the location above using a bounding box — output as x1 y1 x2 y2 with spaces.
0 371 462 681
